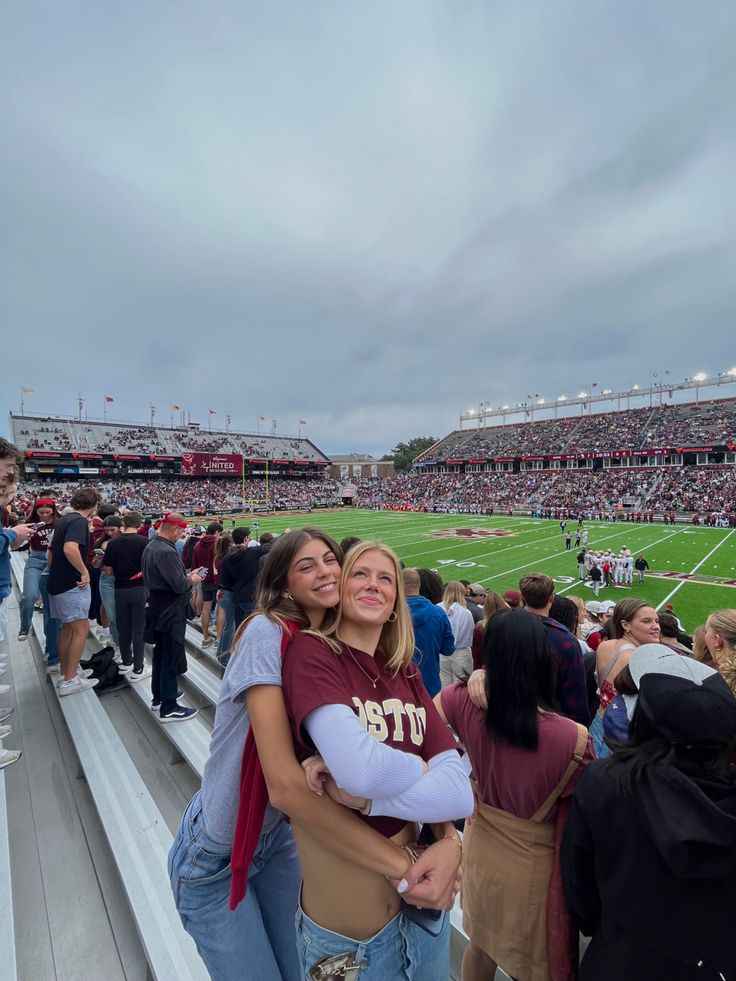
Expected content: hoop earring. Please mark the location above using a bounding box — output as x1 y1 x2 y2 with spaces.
388 611 397 623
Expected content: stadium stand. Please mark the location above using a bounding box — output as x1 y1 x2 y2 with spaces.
11 415 328 463
415 398 736 462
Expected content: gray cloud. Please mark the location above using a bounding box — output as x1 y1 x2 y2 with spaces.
2 1 735 455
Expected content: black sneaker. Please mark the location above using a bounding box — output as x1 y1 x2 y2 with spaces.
160 704 198 723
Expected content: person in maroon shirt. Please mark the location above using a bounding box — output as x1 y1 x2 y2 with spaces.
192 521 222 647
18 497 58 639
282 541 472 981
436 608 594 981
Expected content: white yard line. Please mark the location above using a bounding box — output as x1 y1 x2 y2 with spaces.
654 528 736 611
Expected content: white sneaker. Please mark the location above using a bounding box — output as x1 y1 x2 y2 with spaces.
128 666 152 683
117 664 133 674
58 677 99 696
46 664 61 675
0 725 12 739
0 749 22 770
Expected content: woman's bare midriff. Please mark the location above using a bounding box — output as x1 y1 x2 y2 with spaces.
294 821 416 940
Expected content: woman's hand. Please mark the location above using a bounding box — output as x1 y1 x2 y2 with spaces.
323 775 369 812
467 669 487 710
391 836 463 910
301 753 330 795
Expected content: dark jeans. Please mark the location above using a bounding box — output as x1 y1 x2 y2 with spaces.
233 600 255 628
40 570 60 665
152 630 180 715
115 585 146 671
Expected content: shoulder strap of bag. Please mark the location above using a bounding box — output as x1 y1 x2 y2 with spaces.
531 722 588 823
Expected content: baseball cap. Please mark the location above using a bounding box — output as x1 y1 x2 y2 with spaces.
585 601 601 615
598 600 616 614
468 583 486 596
637 670 736 747
192 524 206 535
503 589 522 608
629 644 714 688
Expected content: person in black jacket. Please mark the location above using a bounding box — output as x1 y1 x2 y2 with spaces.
561 661 736 981
219 529 263 627
142 512 203 722
634 554 649 584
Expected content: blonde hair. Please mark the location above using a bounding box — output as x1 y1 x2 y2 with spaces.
691 625 711 664
568 595 588 639
481 591 507 629
442 581 467 611
324 540 415 673
705 610 736 695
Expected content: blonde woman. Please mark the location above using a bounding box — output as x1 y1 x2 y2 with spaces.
282 541 473 980
704 609 736 694
439 580 475 685
471 591 507 670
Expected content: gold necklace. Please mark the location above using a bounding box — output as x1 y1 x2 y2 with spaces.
343 643 380 689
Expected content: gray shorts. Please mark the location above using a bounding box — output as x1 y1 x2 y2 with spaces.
49 586 91 623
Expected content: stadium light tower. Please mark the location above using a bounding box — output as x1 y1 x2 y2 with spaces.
693 371 707 404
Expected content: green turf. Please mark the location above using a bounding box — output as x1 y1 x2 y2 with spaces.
211 510 736 632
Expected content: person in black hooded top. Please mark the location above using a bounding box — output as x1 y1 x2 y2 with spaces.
561 661 736 981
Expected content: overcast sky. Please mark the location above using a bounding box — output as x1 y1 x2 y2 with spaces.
2 1 735 457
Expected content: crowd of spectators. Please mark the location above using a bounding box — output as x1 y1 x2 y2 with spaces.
13 463 736 518
10 416 328 463
16 478 343 515
417 399 736 462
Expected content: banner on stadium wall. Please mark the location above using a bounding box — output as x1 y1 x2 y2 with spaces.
181 452 242 476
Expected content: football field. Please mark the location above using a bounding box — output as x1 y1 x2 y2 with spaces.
217 510 736 633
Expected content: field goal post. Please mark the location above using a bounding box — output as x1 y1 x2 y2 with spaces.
241 455 270 512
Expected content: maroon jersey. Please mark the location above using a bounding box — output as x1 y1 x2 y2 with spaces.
282 633 457 838
29 521 55 552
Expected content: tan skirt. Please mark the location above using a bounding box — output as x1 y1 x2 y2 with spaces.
462 800 555 981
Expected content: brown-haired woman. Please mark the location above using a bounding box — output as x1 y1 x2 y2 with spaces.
18 497 59 641
590 599 660 756
169 529 463 981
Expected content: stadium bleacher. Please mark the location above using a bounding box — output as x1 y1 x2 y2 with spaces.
11 415 329 463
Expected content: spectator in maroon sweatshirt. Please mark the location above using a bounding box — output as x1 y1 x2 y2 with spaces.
192 521 222 647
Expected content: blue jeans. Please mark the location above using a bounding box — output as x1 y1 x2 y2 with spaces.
169 792 301 981
589 713 611 759
296 904 450 981
98 573 118 646
217 590 235 657
20 551 47 633
39 570 60 666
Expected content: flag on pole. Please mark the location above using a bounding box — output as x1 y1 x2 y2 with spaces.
259 415 265 421
105 396 114 403
171 403 181 411
209 408 216 415
299 419 307 425
21 386 33 393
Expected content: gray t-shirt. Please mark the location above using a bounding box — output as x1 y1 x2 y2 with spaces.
200 615 283 845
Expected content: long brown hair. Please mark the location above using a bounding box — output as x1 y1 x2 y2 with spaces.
323 540 415 673
612 599 653 640
231 527 342 650
480 591 507 629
